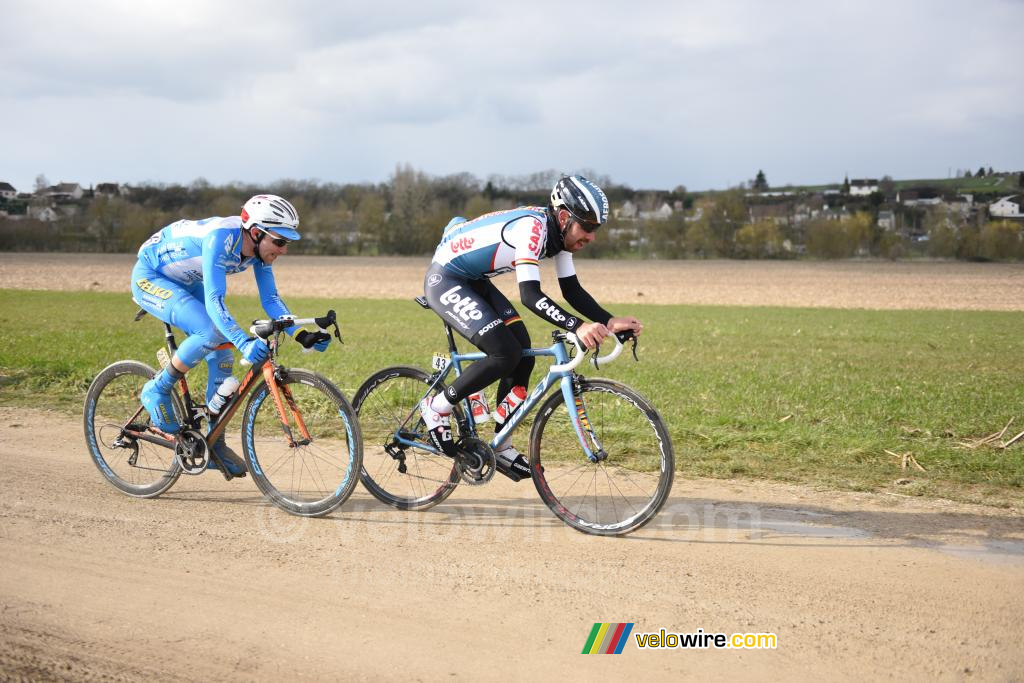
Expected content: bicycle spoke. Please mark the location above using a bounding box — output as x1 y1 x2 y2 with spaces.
531 379 673 535
354 367 460 510
84 361 181 498
244 371 360 516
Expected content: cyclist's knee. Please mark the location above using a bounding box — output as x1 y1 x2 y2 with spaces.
476 328 522 375
206 348 234 379
193 325 228 352
516 353 535 377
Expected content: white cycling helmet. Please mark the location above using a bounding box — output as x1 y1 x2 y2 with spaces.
241 194 300 241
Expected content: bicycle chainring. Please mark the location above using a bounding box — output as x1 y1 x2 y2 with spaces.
175 429 209 475
455 437 496 486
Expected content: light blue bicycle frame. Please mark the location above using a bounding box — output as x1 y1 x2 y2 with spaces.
398 336 604 463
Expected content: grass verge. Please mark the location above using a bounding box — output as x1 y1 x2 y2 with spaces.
2 289 1022 507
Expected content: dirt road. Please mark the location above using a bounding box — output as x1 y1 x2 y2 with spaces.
2 407 1022 680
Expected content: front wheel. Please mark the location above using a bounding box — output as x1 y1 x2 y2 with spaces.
241 369 362 517
529 378 674 536
353 366 461 510
83 360 182 498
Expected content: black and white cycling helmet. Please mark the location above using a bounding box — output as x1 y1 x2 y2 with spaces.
550 175 609 230
241 194 301 241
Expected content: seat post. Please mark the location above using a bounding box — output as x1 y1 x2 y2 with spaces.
163 323 179 353
444 322 458 354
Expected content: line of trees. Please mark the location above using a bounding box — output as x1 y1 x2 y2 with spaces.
1 166 1022 260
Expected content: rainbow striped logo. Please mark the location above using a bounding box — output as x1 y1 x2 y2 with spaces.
582 622 634 654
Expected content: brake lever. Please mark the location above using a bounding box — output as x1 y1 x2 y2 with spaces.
630 336 639 362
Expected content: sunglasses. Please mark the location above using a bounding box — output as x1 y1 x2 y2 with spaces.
255 227 290 247
562 208 601 233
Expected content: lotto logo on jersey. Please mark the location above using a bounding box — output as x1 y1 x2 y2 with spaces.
528 218 543 256
440 286 483 321
449 236 475 254
535 297 566 323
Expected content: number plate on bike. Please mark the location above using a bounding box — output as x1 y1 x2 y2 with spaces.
156 347 171 369
431 353 450 371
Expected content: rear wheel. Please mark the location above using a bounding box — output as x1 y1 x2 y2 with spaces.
83 361 182 498
529 378 674 536
353 366 461 510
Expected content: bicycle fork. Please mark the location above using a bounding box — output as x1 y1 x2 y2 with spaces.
262 363 312 448
561 377 607 463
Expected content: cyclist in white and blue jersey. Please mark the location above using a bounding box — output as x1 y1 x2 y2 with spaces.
421 175 643 477
131 194 332 478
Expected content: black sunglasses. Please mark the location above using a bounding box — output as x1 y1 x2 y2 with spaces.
254 227 290 247
562 208 601 233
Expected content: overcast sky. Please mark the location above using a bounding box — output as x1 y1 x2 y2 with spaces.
2 0 1022 194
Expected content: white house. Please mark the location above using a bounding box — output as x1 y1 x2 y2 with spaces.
849 179 879 196
615 200 638 220
898 189 943 207
639 203 673 220
877 210 896 231
0 182 16 200
989 195 1024 218
28 206 59 221
45 182 84 200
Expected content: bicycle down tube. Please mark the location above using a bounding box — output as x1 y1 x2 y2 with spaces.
414 331 624 463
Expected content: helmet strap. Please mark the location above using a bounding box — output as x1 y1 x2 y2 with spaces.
249 227 267 264
544 207 565 257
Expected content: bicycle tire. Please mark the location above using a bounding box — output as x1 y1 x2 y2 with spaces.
83 360 183 498
241 368 362 517
529 378 674 536
353 366 461 510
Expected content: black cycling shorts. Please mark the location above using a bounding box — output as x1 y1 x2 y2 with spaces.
423 262 518 341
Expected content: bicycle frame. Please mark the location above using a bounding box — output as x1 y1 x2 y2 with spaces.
404 324 607 464
123 324 311 454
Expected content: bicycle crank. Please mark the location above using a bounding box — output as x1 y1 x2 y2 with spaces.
455 437 496 486
175 429 209 475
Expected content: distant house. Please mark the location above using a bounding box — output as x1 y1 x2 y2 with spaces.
897 188 943 207
0 182 16 200
615 200 638 220
28 206 59 222
749 203 791 224
639 203 673 221
45 182 84 200
95 182 124 198
877 210 896 231
849 179 879 196
989 195 1024 218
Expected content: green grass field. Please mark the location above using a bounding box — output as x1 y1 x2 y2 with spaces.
2 289 1022 506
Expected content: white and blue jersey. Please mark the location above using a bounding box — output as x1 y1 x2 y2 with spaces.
134 216 291 350
432 207 576 284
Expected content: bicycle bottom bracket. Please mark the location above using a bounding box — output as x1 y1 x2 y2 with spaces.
175 429 209 475
455 437 496 486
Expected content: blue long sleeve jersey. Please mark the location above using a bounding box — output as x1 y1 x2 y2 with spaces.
137 216 292 347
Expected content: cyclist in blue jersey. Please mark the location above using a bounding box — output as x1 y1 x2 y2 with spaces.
421 175 643 477
131 194 332 478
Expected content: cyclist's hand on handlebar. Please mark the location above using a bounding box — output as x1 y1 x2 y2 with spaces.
576 322 610 350
238 337 269 365
607 315 643 336
295 329 331 352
